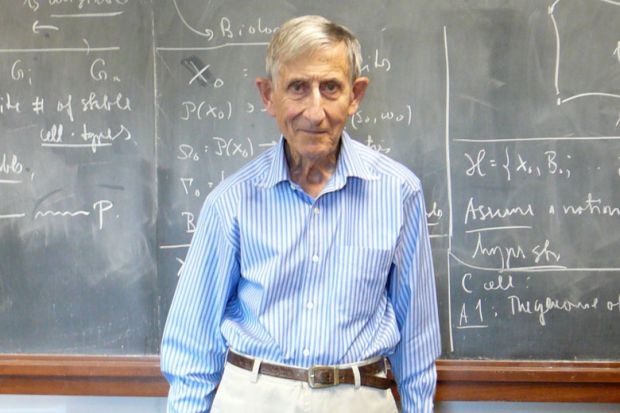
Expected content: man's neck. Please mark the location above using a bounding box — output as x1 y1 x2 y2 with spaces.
285 144 339 199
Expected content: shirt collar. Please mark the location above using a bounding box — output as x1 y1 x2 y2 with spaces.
336 131 378 182
255 131 378 189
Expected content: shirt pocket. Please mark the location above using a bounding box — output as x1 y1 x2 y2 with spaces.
334 246 393 319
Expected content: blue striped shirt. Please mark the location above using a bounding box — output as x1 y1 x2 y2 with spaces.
161 132 441 412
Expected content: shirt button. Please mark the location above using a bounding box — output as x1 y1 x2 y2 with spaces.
313 207 320 215
311 255 319 263
303 349 310 357
306 302 314 310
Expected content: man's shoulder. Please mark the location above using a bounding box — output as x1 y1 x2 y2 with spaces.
349 136 422 193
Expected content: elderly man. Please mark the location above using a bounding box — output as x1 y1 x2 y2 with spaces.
161 15 441 413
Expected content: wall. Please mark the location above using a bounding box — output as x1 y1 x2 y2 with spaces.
0 396 618 412
0 396 166 413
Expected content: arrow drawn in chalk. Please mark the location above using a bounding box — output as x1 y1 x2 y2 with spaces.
32 20 59 34
172 0 214 40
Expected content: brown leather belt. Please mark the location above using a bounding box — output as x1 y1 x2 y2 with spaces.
226 351 395 390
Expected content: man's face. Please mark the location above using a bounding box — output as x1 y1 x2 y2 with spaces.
257 42 368 163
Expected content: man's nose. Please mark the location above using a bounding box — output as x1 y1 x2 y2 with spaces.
304 87 326 124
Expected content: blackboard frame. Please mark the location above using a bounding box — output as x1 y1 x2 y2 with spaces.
2 1 620 403
1 356 619 402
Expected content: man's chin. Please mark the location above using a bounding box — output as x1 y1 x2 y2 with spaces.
301 145 339 160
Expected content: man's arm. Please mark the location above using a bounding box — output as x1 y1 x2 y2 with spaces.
388 187 441 413
160 198 240 412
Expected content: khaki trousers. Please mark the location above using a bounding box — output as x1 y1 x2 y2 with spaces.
211 362 399 413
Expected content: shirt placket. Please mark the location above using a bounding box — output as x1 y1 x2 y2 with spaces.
298 195 325 362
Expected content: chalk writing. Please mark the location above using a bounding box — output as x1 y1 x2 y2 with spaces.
219 17 277 40
10 59 32 84
180 177 201 198
471 233 526 271
0 153 24 177
182 211 195 234
89 58 120 82
180 100 232 121
351 104 413 130
80 123 131 152
212 136 254 158
561 193 620 217
464 147 573 181
35 200 113 230
461 273 515 294
23 0 39 12
464 197 534 224
427 201 444 223
40 123 64 143
0 93 21 114
48 0 128 8
365 135 392 154
457 298 487 329
360 49 392 74
57 94 74 122
177 144 200 161
508 294 599 326
608 295 620 311
81 92 131 112
31 96 44 115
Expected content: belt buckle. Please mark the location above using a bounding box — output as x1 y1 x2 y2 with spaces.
308 365 339 388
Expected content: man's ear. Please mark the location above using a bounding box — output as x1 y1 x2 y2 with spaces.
347 76 369 116
256 77 276 116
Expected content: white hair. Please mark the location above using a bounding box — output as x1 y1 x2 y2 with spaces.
265 15 363 83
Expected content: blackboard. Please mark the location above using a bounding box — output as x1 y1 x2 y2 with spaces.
1 0 619 365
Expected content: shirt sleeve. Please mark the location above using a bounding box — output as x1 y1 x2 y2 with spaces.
160 197 240 413
387 187 441 413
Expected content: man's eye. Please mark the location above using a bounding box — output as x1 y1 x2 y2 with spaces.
321 81 340 94
289 82 306 93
